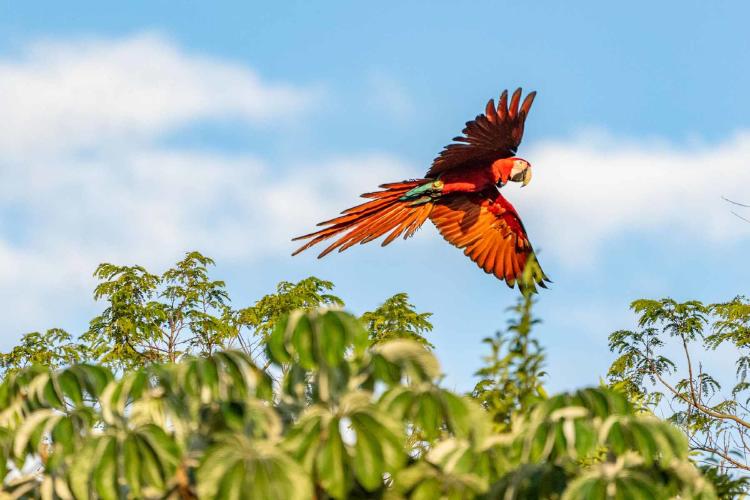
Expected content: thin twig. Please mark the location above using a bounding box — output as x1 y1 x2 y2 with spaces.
722 196 750 208
694 446 750 472
652 366 750 429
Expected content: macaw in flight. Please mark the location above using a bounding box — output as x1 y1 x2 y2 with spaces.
293 88 549 293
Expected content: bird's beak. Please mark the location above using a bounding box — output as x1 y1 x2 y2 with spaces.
521 167 532 187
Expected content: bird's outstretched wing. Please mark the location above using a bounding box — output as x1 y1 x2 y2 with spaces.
426 88 536 178
429 189 548 292
291 180 434 257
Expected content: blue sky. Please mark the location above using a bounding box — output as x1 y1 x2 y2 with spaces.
1 1 749 392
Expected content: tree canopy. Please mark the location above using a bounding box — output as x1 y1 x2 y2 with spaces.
1 252 431 376
1 308 715 499
0 251 736 498
607 296 750 481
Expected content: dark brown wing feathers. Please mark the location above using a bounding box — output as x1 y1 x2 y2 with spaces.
426 88 536 178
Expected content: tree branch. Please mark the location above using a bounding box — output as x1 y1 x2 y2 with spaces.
652 366 750 429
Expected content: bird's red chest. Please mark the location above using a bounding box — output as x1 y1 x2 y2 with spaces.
440 164 496 193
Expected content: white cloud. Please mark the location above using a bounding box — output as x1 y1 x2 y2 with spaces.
513 132 750 267
0 148 412 336
0 33 412 336
0 33 316 157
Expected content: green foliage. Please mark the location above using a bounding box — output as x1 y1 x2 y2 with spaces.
471 291 547 432
699 465 750 499
81 252 234 369
0 329 87 376
361 293 433 348
1 307 715 499
607 296 750 489
2 252 432 374
236 276 344 357
487 389 714 500
0 254 723 498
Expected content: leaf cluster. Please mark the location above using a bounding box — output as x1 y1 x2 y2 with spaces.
607 296 750 486
471 291 547 432
1 252 432 376
0 308 715 499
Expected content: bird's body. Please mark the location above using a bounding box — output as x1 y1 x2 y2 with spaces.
293 88 549 293
440 158 517 193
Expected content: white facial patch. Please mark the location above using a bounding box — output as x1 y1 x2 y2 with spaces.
509 161 528 182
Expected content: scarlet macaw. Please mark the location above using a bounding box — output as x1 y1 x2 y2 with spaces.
293 88 549 293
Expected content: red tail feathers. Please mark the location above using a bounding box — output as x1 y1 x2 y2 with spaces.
292 180 434 258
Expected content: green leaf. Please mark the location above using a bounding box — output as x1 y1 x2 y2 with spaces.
50 416 75 457
216 461 244 500
351 416 385 490
198 436 312 500
284 414 323 471
374 340 441 382
68 440 97 500
13 409 58 457
42 376 65 409
320 311 348 367
291 314 316 369
93 437 118 500
122 435 142 498
316 417 349 499
352 410 404 472
266 316 292 364
57 370 84 407
417 392 441 439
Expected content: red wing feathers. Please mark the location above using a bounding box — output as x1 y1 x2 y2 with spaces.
292 180 433 258
429 190 547 292
427 88 536 178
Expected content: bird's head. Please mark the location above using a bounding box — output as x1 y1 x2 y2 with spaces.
507 158 532 187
